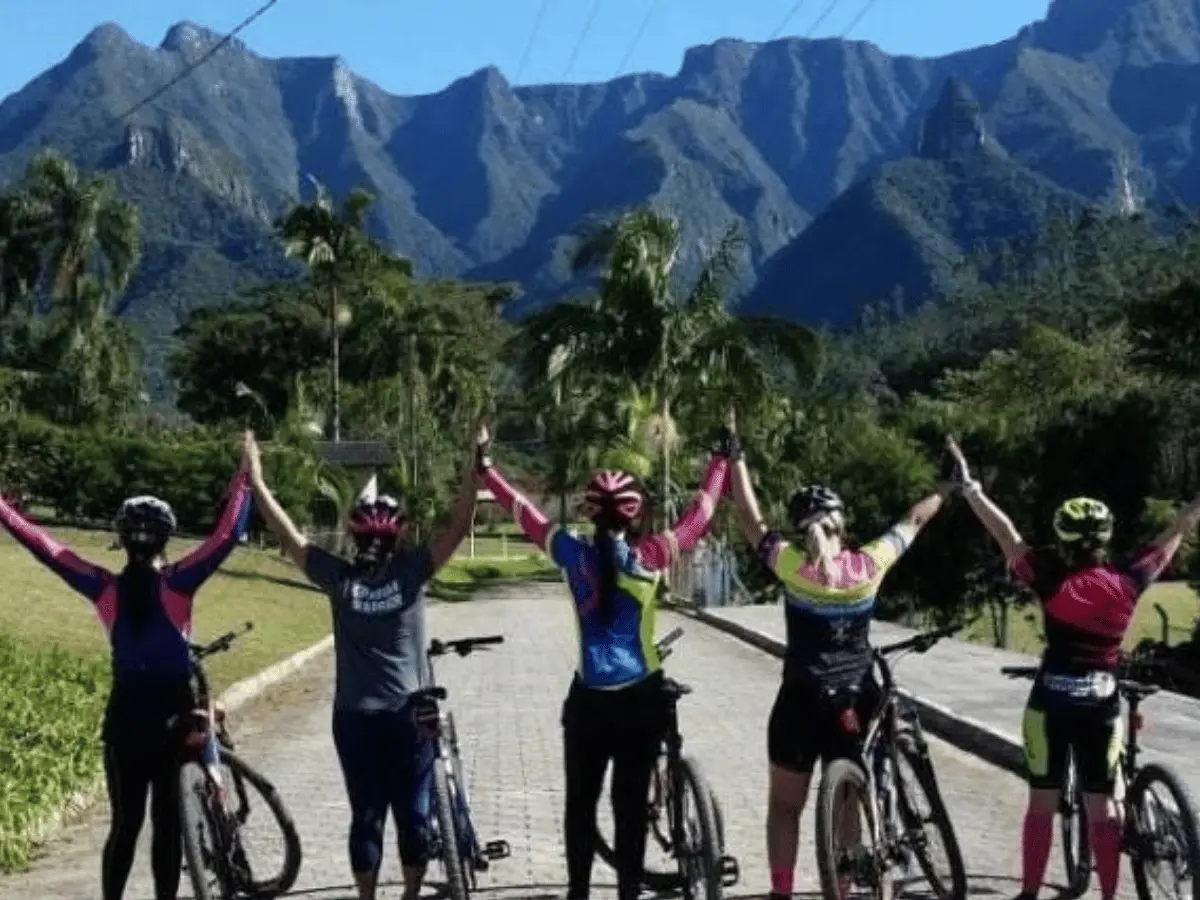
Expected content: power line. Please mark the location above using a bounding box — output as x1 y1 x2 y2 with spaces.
768 1 807 39
614 0 664 78
562 0 603 81
80 0 282 145
514 0 554 84
839 0 882 37
804 0 847 37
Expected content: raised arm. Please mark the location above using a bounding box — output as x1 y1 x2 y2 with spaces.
169 466 254 594
636 451 730 571
242 433 312 572
1128 492 1200 586
427 429 484 573
477 439 579 569
0 493 109 601
730 456 769 547
947 437 1028 568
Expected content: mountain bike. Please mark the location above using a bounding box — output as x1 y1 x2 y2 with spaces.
177 622 302 900
814 624 968 900
412 634 511 900
593 627 740 900
1002 663 1200 900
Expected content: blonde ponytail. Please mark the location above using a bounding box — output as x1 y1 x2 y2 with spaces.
804 511 845 585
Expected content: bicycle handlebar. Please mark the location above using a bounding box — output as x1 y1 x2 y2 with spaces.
428 635 505 658
189 622 253 661
656 627 684 660
875 622 961 658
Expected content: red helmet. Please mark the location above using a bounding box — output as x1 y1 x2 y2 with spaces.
348 494 405 538
582 470 644 524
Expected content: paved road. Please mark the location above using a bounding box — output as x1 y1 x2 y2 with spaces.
709 604 1200 798
3 583 1135 899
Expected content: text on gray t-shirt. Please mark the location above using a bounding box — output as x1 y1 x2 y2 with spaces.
305 544 435 712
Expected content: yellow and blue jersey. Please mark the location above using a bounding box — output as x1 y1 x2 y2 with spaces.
759 521 917 687
548 527 663 690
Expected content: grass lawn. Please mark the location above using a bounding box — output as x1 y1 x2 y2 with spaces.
431 554 560 601
960 580 1200 654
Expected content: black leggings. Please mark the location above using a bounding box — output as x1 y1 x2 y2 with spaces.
102 738 182 900
562 674 667 900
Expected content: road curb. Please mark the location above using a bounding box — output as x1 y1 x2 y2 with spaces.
664 597 1026 777
29 633 334 849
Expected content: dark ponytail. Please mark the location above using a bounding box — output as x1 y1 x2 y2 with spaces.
592 514 622 626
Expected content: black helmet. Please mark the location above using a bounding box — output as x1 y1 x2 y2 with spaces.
115 495 177 554
788 485 844 528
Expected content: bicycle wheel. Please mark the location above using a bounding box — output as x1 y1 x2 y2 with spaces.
179 762 232 900
446 720 480 892
221 749 303 897
894 736 967 900
1127 762 1200 900
675 757 724 900
433 760 470 900
815 758 882 900
1059 752 1091 899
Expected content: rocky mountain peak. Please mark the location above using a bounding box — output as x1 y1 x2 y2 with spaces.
917 77 990 160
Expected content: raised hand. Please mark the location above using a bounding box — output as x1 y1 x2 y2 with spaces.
474 423 493 472
241 430 263 481
943 436 972 485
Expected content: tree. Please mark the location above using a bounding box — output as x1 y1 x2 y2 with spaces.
19 150 139 333
276 178 376 442
516 207 818 518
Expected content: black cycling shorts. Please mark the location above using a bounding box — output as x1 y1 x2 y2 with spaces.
767 676 880 774
1022 687 1122 794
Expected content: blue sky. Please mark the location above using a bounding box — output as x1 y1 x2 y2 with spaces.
1 0 1051 102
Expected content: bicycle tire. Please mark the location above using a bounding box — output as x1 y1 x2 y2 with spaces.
815 758 878 900
1127 762 1200 900
709 787 725 851
222 749 303 897
434 760 470 900
179 762 229 900
676 757 724 900
894 736 968 900
1059 753 1091 899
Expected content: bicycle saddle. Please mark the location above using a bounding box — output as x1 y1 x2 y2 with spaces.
662 678 692 699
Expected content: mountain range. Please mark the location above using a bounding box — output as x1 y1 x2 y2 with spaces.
3 0 1200 391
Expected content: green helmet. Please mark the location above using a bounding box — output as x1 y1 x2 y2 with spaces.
1052 497 1114 545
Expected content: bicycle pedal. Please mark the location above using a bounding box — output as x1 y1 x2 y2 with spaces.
484 839 511 860
719 855 740 887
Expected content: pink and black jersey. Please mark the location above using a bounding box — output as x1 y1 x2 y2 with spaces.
1012 545 1169 676
0 472 253 690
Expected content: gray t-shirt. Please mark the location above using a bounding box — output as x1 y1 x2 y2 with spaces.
305 544 435 712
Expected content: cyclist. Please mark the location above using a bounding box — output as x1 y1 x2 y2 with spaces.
476 426 734 900
724 414 951 900
946 438 1200 900
0 443 254 900
243 428 483 900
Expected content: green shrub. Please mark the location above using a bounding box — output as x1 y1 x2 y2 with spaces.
0 635 108 873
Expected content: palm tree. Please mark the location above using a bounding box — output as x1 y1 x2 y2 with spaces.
517 206 819 519
277 177 375 442
20 150 139 335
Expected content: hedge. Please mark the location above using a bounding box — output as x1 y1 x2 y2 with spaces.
0 416 334 532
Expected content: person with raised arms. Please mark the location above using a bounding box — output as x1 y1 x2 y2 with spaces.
946 437 1200 900
475 425 735 900
723 411 951 900
242 427 484 900
0 439 254 900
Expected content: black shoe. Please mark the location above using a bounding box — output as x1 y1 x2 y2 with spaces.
768 893 791 900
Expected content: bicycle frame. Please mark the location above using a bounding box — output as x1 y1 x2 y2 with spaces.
830 625 960 868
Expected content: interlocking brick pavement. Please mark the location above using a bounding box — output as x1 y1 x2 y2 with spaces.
2 582 1138 899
